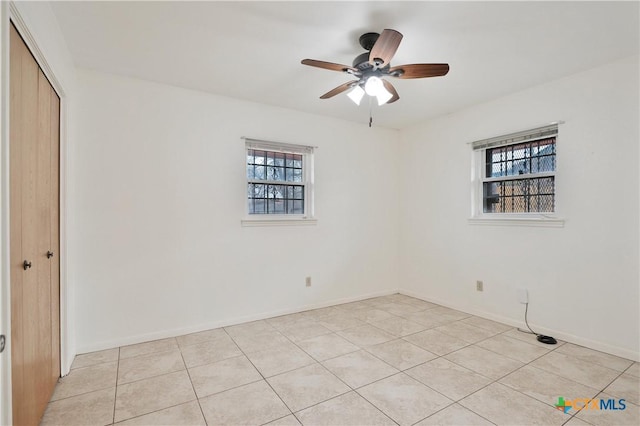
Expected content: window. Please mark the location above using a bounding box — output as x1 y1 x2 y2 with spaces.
471 124 563 226
483 137 556 213
243 138 315 225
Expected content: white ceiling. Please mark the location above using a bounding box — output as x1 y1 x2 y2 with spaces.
50 1 639 129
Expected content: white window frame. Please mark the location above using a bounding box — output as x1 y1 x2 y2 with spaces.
469 124 564 227
241 137 316 227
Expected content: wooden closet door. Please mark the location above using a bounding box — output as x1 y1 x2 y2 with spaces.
35 68 53 414
10 23 61 426
9 22 27 425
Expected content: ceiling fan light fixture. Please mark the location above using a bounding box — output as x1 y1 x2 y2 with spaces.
364 76 383 96
376 89 393 106
347 85 365 105
364 76 393 105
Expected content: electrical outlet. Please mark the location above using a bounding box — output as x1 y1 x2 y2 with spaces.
476 280 484 292
517 288 529 304
305 276 312 287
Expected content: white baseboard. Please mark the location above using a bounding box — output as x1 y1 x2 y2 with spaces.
76 288 399 355
399 288 640 362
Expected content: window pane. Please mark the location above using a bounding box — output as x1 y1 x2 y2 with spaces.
266 151 275 166
248 183 305 215
268 166 285 181
254 166 265 180
249 149 304 184
483 177 554 213
266 185 275 199
253 150 265 165
274 199 285 214
535 194 554 212
253 199 265 214
486 137 556 178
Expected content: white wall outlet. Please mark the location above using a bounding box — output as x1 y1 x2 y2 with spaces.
476 280 483 292
517 288 529 304
305 276 312 287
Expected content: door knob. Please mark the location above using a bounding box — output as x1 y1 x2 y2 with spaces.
23 260 32 270
47 251 54 259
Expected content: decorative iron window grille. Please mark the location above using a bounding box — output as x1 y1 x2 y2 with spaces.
483 138 556 213
245 139 314 216
472 125 557 215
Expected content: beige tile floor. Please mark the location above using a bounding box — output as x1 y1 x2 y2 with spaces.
41 294 639 425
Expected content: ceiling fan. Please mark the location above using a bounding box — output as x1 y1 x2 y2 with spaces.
301 29 449 106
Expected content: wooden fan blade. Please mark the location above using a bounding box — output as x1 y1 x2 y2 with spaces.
301 59 357 73
369 29 403 66
382 79 400 104
320 80 359 99
389 63 450 79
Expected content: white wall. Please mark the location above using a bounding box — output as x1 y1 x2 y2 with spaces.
399 56 639 360
71 69 401 352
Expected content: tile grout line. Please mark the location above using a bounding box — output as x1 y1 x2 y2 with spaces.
408 402 497 426
177 347 209 426
221 326 299 423
47 383 117 404
112 347 120 424
117 337 179 361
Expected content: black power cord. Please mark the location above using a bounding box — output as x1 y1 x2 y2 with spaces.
517 302 557 345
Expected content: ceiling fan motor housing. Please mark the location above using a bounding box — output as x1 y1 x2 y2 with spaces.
358 32 380 51
352 52 372 70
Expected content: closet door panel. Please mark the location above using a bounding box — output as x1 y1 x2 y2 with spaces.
12 27 40 424
36 69 53 411
9 23 26 424
18 28 41 425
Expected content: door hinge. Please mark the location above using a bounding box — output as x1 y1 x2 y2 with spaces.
0 335 5 353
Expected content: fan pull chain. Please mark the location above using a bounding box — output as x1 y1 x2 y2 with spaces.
369 96 373 128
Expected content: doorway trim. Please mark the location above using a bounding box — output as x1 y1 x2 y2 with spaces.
1 2 71 424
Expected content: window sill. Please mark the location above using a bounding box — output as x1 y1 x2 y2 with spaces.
241 217 318 227
468 215 565 228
